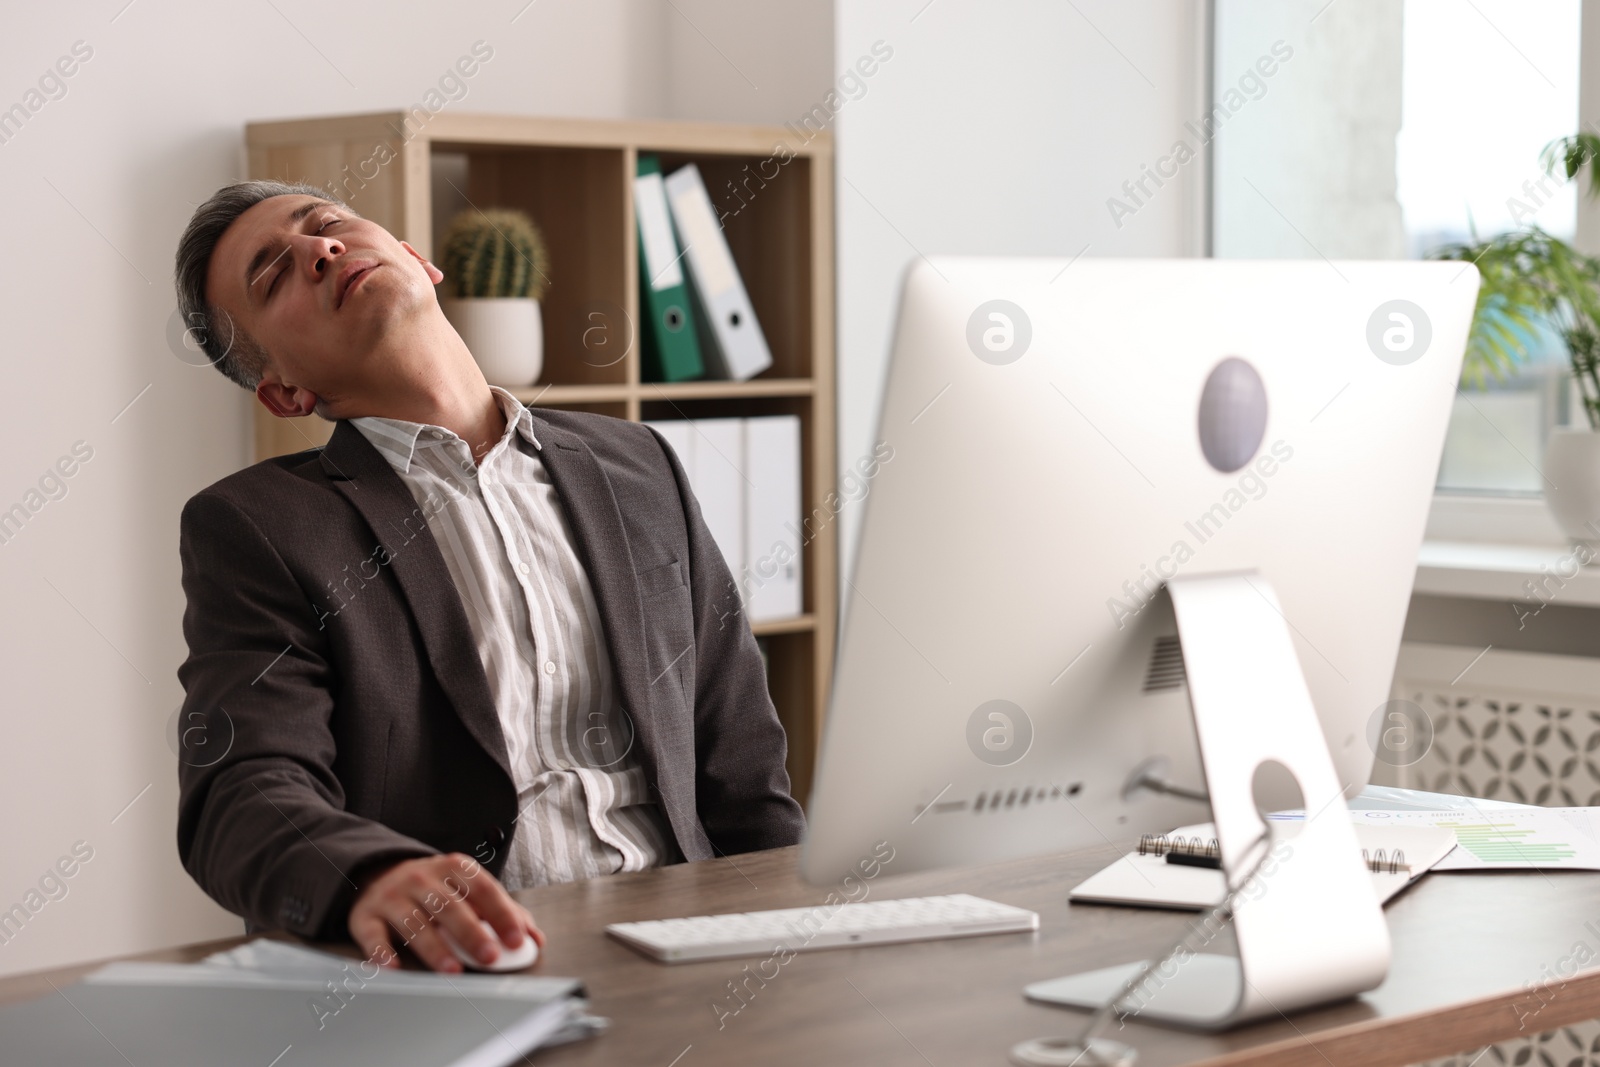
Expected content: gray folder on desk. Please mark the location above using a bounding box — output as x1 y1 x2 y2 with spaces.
0 943 592 1066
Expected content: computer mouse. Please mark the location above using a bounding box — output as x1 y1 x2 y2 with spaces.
439 920 539 972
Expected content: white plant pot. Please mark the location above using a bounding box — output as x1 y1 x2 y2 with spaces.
441 297 543 388
1543 425 1600 549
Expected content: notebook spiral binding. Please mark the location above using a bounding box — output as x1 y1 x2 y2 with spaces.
1138 833 1411 874
1361 848 1410 874
1137 834 1218 859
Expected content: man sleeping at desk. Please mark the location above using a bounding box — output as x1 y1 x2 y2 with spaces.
170 180 803 973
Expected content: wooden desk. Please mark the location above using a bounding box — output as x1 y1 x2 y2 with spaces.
5 844 1600 1066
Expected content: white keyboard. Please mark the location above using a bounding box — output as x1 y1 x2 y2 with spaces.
606 893 1039 963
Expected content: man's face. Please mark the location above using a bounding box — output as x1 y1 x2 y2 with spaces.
205 194 442 414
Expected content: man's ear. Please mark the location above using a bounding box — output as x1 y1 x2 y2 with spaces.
400 240 445 286
255 378 320 419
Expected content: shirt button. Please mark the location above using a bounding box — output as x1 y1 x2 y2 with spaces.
544 661 556 675
430 429 446 440
517 562 530 576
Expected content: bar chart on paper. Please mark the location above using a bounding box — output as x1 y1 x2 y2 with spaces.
1437 820 1578 865
1349 808 1600 871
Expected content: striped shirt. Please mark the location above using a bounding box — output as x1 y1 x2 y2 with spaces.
351 387 675 889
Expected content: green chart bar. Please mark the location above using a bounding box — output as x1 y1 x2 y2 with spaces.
1436 821 1579 864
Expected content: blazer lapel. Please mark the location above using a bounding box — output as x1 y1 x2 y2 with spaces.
319 421 512 783
525 413 677 797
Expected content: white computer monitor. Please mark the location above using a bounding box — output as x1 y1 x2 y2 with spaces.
802 257 1477 887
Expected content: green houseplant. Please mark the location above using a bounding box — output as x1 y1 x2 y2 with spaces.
1426 136 1600 549
437 207 551 387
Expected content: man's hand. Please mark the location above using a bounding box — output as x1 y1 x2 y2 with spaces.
348 853 544 973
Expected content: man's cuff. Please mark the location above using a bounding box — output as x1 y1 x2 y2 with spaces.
303 843 440 942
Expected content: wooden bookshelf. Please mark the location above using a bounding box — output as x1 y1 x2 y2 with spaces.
243 111 835 805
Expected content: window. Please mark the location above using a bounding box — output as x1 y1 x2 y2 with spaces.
1213 0 1586 537
1397 0 1581 496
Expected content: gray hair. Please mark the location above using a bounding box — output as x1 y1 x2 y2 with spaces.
173 180 350 390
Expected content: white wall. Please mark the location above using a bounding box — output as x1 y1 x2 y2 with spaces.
834 0 1210 591
0 0 738 981
663 0 834 123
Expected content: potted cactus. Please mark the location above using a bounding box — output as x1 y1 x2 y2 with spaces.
437 207 551 387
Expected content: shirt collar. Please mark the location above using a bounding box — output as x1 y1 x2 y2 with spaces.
350 385 542 475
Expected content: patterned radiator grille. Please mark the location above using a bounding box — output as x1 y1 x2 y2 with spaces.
1420 1021 1600 1067
1376 686 1600 806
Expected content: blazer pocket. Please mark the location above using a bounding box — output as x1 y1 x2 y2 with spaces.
636 558 685 599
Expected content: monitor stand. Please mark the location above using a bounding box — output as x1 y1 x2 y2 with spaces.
1024 571 1391 1031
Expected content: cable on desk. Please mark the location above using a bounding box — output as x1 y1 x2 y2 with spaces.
1008 824 1278 1067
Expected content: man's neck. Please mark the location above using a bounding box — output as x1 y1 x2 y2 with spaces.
355 318 507 462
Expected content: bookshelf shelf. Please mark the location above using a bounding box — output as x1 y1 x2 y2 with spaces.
505 379 817 407
245 110 836 805
749 614 816 637
642 379 815 401
513 383 632 405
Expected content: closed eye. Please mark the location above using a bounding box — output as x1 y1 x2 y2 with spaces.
267 217 341 298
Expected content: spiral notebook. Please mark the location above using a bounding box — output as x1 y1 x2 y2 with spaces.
1069 820 1458 911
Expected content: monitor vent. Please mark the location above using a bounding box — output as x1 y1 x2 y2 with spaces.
1142 636 1187 692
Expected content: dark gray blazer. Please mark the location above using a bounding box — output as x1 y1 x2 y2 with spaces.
175 409 804 939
